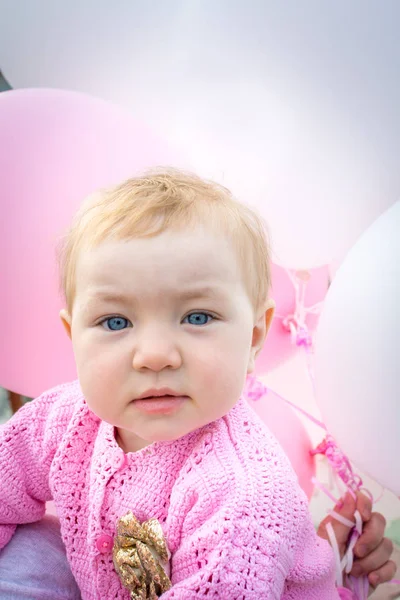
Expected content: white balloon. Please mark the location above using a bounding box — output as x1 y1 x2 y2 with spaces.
0 1 399 268
315 202 400 495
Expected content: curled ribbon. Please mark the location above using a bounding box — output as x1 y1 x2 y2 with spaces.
337 587 356 599
312 436 371 599
113 511 172 599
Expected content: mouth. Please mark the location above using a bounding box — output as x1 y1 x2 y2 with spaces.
132 388 189 414
138 393 178 400
132 394 188 415
135 387 183 400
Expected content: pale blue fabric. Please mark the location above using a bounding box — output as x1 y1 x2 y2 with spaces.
0 516 81 599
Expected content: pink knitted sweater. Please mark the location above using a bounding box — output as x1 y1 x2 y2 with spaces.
0 381 339 599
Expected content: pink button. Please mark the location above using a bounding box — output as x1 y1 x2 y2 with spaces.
96 534 113 554
115 452 127 470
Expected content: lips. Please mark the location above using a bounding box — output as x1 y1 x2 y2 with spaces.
135 387 182 400
140 394 176 400
132 395 188 415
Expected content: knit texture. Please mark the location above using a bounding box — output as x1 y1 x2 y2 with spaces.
0 381 339 599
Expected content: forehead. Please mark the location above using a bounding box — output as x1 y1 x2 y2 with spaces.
74 227 244 297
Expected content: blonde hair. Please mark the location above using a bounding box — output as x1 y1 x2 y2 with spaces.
57 168 271 314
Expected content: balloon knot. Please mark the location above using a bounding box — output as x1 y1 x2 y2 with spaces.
282 316 313 347
312 435 363 493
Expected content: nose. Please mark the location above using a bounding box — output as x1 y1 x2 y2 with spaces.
132 328 182 372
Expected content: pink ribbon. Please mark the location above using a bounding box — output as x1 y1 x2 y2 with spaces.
337 588 356 600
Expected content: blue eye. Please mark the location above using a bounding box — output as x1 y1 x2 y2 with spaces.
184 312 214 326
101 316 130 331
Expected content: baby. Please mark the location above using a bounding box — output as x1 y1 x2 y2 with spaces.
0 170 390 599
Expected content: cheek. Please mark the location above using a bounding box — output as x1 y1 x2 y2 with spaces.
73 337 126 392
190 336 245 368
190 337 250 396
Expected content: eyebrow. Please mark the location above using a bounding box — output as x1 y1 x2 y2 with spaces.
86 286 225 305
179 287 225 301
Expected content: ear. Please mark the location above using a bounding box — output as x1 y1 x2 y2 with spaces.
59 309 72 340
247 299 275 374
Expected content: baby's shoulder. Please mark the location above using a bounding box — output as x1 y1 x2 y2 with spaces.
11 379 87 437
221 396 297 476
0 380 92 469
174 398 302 507
30 379 83 414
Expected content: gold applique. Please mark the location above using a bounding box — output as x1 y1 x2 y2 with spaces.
113 511 172 599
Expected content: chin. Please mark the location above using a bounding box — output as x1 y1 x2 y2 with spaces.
149 428 191 443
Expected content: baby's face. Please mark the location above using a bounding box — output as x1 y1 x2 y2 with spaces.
61 225 270 452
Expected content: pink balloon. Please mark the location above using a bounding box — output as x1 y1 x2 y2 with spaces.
0 88 183 398
255 264 329 374
246 387 316 500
